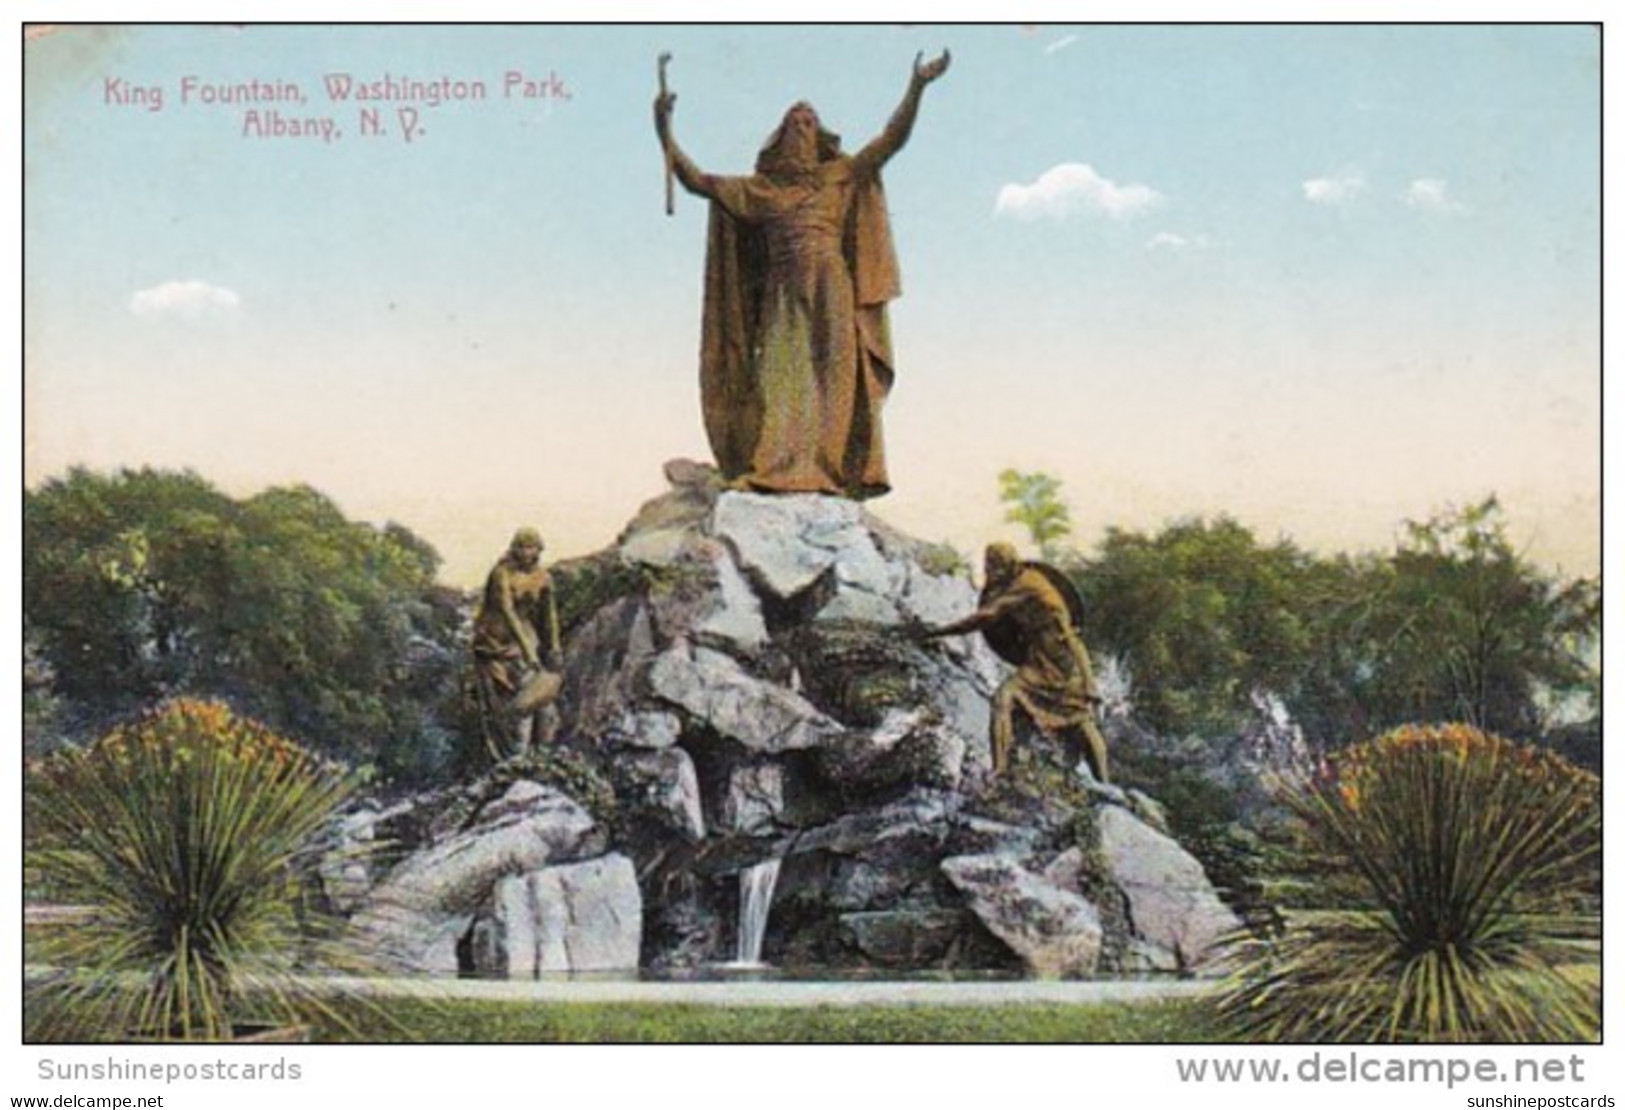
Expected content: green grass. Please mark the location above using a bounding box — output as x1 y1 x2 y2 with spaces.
309 996 1225 1044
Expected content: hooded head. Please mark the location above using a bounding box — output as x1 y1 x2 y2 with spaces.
984 542 1021 589
756 101 842 175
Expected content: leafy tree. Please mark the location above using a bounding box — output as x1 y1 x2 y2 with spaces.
23 467 461 776
1071 516 1314 735
1295 498 1598 747
1063 494 1596 748
997 469 1073 562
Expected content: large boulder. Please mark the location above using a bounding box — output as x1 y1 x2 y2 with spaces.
1092 806 1242 971
468 854 642 977
644 643 842 755
940 853 1104 978
349 782 606 973
614 747 706 842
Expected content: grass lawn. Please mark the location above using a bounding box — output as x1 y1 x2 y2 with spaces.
313 995 1227 1044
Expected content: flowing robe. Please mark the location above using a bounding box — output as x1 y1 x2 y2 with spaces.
471 557 561 760
699 152 902 499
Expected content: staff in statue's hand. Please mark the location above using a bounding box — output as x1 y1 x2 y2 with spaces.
657 52 675 215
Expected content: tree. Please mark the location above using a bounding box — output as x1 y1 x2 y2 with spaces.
1068 495 1599 749
23 467 461 775
1070 516 1314 735
1330 497 1598 744
997 469 1073 562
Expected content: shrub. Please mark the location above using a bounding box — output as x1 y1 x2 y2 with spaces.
1217 723 1600 1042
28 699 357 1041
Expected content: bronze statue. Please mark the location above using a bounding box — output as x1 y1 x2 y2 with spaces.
921 543 1110 782
655 51 950 500
471 526 562 762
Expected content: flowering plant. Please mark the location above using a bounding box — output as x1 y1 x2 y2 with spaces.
1218 723 1599 1042
29 699 355 1041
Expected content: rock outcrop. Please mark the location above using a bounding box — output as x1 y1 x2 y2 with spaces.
343 461 1242 979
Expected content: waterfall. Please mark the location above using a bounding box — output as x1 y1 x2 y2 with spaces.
733 858 782 967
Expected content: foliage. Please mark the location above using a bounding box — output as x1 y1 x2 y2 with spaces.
1306 498 1598 745
1073 516 1314 735
1065 496 1597 747
485 744 619 827
998 469 1073 562
1217 724 1600 1043
549 554 647 640
27 699 358 1041
23 467 461 776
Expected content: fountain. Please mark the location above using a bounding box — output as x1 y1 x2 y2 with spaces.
730 858 782 968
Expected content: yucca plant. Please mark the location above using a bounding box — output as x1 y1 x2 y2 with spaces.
1217 723 1600 1042
27 698 359 1041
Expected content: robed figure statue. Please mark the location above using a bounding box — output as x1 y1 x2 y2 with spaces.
655 51 950 500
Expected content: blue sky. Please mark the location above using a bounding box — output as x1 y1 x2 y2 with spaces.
23 23 1601 584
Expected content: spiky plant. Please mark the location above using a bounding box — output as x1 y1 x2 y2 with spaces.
1217 723 1599 1042
27 699 359 1041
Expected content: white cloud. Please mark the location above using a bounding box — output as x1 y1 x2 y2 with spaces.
994 163 1164 221
129 279 241 319
1302 172 1367 207
1403 178 1468 215
1146 231 1215 252
1045 34 1080 54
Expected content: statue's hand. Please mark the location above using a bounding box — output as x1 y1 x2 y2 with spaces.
904 616 939 642
653 91 676 138
914 49 951 86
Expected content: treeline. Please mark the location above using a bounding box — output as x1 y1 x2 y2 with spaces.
25 468 1602 786
24 467 467 782
1005 479 1598 756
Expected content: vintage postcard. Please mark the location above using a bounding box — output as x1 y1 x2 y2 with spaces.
17 19 1606 1103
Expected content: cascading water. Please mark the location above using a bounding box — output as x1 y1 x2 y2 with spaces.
733 858 783 967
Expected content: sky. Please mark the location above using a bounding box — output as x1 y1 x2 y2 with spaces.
23 23 1602 586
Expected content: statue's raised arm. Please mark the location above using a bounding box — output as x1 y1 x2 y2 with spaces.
854 49 951 173
654 87 719 200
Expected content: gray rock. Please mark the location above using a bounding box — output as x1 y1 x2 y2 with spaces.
935 670 996 774
895 558 977 626
603 709 683 750
634 535 769 654
790 790 957 857
618 527 691 569
471 854 642 977
782 791 958 911
1073 761 1131 806
319 804 382 914
721 761 785 835
645 643 840 753
616 747 705 841
1095 806 1241 970
941 853 1103 978
615 459 722 549
561 597 660 741
690 542 769 651
351 783 603 973
1120 939 1184 974
950 814 1047 861
840 910 965 966
818 528 905 624
712 492 865 601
